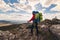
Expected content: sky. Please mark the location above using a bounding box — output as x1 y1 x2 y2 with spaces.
0 0 60 22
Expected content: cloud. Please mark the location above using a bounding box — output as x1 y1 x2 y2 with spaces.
34 3 60 14
43 0 60 7
27 0 40 10
19 0 26 4
43 13 55 20
43 13 60 20
43 4 60 14
0 0 21 12
34 3 46 11
0 0 32 13
13 3 32 13
44 0 60 13
51 4 60 11
0 12 60 21
0 0 60 21
0 0 13 12
40 0 47 6
45 0 54 6
5 9 28 14
0 13 31 21
46 4 57 10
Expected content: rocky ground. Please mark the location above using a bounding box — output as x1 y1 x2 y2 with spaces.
0 23 59 40
0 19 60 40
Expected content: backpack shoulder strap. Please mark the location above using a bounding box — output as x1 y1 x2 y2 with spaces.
39 13 40 21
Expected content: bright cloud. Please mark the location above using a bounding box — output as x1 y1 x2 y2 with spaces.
0 0 60 22
43 13 60 20
51 5 60 11
0 0 12 12
44 0 60 7
13 3 32 13
0 13 32 21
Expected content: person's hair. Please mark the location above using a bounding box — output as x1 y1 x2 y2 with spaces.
32 11 39 14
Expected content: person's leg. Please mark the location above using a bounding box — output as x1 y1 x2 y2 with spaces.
35 22 39 36
31 23 34 35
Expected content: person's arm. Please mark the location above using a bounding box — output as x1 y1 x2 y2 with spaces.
28 14 35 22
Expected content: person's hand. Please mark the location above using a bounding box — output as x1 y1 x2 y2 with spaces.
27 21 30 23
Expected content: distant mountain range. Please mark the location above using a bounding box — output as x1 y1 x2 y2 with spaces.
0 20 11 23
0 20 27 24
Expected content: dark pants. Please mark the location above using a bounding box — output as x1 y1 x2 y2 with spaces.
31 22 39 35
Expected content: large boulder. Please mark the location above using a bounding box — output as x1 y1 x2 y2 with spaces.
50 24 60 39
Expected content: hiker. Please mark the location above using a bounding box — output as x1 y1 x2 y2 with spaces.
28 11 43 36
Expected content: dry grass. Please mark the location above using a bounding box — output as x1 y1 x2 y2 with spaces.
0 23 12 27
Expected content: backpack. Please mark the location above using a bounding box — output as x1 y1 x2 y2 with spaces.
35 13 43 22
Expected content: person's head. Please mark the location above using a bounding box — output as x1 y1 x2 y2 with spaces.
32 11 39 15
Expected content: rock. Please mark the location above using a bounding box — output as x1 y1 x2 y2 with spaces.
0 18 60 40
50 24 60 39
